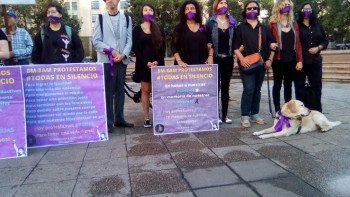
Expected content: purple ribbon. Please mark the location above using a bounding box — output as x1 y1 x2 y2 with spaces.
228 15 236 28
274 111 291 132
103 48 115 77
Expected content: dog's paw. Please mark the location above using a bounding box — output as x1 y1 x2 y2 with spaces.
253 131 261 136
258 135 266 139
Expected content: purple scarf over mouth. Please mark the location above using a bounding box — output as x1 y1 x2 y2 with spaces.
103 48 115 77
274 111 291 132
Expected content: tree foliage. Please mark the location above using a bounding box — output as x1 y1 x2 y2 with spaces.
1 0 81 38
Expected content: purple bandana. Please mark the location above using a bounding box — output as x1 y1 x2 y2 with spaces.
186 12 196 20
103 48 115 77
302 10 312 18
143 14 154 22
246 12 258 20
199 25 204 32
216 6 228 15
280 5 291 14
47 15 61 24
228 15 237 28
274 111 291 132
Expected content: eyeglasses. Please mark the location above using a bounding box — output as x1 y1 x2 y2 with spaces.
246 7 258 11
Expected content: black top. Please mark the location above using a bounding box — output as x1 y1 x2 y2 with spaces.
32 23 84 64
218 28 230 55
280 30 296 62
132 25 165 82
0 29 7 40
233 22 274 64
171 24 208 65
298 22 329 64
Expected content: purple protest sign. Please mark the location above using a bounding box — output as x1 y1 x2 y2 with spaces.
0 66 27 159
151 64 219 135
22 63 107 147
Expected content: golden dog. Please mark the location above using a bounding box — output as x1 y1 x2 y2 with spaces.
253 100 341 139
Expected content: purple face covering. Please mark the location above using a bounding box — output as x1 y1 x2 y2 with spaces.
47 15 61 24
302 10 312 18
143 14 154 22
246 12 258 20
216 6 228 15
186 12 196 20
280 5 291 14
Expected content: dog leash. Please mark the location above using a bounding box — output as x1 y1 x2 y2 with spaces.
266 68 275 118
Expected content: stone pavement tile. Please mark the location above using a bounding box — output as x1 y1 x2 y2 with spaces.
0 148 48 168
229 159 290 182
125 126 150 135
284 137 341 154
0 166 34 187
39 148 86 164
0 186 18 197
130 169 188 197
194 131 244 148
319 133 350 149
72 175 130 197
212 145 264 163
163 138 206 153
194 184 258 197
79 158 128 178
126 133 162 145
127 142 168 157
84 147 113 161
171 148 223 169
311 149 350 169
128 154 176 174
251 176 325 197
182 165 241 189
160 133 194 142
14 180 75 197
278 132 313 141
110 146 127 158
88 134 125 148
141 191 194 197
250 141 348 196
24 162 80 184
49 143 88 151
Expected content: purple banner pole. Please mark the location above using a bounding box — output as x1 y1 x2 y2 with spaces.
0 66 27 159
22 63 107 147
151 64 219 135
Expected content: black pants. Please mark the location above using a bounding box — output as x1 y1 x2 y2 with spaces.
295 58 323 112
272 60 296 112
214 56 233 120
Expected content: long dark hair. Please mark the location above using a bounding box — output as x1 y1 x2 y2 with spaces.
141 3 163 52
241 0 260 19
297 3 318 25
180 0 203 24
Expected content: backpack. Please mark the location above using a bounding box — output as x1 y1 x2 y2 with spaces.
40 25 72 43
98 13 129 37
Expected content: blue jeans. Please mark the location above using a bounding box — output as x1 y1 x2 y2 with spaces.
240 67 266 116
104 63 127 128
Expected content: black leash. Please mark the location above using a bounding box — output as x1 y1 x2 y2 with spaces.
266 68 275 118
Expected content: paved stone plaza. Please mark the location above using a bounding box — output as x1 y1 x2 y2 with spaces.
0 80 349 197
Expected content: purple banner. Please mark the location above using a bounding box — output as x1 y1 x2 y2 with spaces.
22 63 107 147
0 66 27 159
151 64 219 135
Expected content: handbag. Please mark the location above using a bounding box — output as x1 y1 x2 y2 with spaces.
131 71 141 83
240 27 264 74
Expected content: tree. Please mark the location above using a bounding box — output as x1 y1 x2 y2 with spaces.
1 0 81 38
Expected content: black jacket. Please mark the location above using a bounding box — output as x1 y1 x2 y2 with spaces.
32 23 84 64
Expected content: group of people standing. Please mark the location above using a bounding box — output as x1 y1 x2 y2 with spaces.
0 0 328 131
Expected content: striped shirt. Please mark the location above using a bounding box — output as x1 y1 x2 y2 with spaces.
1 27 33 61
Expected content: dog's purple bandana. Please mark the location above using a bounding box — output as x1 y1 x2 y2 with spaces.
274 111 291 132
103 48 115 77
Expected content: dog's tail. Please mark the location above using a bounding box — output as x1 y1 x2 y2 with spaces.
329 121 341 127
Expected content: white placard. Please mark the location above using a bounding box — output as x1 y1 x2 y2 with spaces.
0 0 35 5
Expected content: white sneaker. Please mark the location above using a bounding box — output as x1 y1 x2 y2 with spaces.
224 118 233 124
218 119 223 124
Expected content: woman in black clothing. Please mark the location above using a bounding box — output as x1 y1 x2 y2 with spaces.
132 3 165 128
0 29 9 62
234 0 275 128
206 0 237 124
171 0 213 67
296 3 328 112
32 2 84 64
